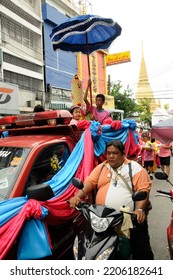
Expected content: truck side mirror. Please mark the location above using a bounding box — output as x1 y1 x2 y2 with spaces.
26 184 54 201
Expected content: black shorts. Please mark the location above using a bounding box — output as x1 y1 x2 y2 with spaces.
144 160 154 168
159 156 170 166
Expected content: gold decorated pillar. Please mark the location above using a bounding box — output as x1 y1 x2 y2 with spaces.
71 74 84 107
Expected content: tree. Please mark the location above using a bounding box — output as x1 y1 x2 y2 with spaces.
110 81 142 118
164 103 169 111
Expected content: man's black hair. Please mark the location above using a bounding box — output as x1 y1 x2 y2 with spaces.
96 94 105 103
106 140 125 155
33 104 45 112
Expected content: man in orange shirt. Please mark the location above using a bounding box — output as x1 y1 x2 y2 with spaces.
69 140 154 260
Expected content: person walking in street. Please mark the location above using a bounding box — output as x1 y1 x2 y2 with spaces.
141 132 155 180
158 142 172 180
151 138 161 170
69 139 154 260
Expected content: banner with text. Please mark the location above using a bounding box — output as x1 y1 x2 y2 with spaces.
106 51 131 66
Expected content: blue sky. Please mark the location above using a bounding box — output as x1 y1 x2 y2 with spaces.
90 0 173 108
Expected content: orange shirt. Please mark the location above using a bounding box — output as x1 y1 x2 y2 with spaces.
85 159 151 211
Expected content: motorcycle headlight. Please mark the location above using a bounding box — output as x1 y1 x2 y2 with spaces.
96 246 114 260
90 212 114 232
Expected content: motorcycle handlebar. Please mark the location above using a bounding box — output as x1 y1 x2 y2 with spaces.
120 210 137 220
157 189 171 196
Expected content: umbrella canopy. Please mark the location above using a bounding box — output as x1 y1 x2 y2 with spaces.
50 14 122 108
151 116 173 143
50 14 122 54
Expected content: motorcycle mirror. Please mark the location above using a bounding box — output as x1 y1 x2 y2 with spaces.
154 172 168 180
132 191 147 201
72 177 84 189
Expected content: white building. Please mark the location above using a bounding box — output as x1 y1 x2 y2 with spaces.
152 107 171 126
0 0 45 113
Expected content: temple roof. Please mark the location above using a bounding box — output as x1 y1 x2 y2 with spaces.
135 42 156 113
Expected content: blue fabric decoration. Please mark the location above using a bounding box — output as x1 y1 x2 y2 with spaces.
0 197 27 226
90 121 106 156
1 131 8 138
17 216 51 259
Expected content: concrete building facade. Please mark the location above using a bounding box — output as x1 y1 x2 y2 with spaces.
42 0 81 110
0 0 44 114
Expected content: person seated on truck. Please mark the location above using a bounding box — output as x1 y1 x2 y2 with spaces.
69 139 154 260
84 79 111 124
69 105 83 125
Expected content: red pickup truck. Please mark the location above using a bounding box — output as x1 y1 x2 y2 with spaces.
0 110 83 260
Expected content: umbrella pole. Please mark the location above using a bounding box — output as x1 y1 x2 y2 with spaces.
86 33 92 110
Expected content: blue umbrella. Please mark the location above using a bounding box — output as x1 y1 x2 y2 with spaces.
50 14 122 54
50 14 122 106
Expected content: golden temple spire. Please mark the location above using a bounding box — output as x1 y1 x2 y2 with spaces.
135 41 156 113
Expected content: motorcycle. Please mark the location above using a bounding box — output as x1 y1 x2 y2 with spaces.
155 171 173 259
71 177 147 260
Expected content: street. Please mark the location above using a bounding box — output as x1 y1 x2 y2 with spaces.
148 158 173 260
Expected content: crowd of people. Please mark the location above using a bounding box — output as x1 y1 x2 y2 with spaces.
137 127 172 181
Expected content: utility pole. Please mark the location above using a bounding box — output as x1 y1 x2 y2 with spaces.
107 74 111 95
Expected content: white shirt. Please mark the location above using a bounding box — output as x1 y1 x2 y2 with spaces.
105 163 134 212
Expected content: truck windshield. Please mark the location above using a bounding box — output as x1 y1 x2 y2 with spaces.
0 147 30 201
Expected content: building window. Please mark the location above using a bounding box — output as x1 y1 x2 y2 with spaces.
1 15 37 50
4 70 40 93
25 0 35 7
1 0 39 27
3 53 42 73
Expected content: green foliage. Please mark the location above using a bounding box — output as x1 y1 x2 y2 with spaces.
137 98 152 126
164 103 169 110
110 81 142 118
110 81 152 125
